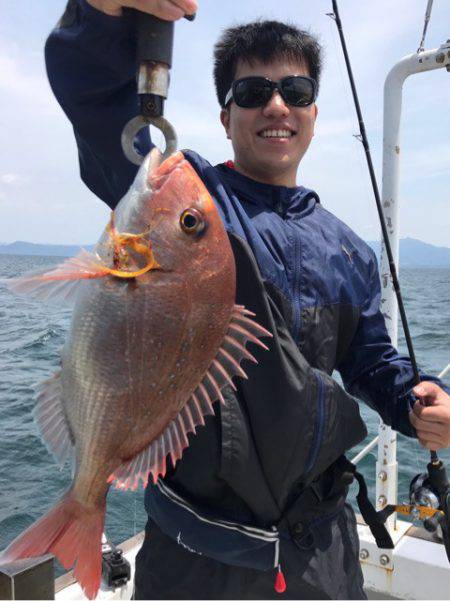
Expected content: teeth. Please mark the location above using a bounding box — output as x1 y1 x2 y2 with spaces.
260 129 293 138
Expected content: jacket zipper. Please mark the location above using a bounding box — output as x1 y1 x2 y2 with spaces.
287 222 302 344
304 371 325 477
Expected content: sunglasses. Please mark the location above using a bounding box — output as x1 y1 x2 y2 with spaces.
224 75 317 109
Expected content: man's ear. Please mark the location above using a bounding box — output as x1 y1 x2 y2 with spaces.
220 108 231 140
312 103 318 137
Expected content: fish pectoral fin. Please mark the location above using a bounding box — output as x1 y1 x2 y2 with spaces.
34 371 74 468
108 305 272 492
6 249 111 305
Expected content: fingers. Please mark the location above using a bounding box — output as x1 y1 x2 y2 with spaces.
413 381 442 406
413 381 441 396
412 401 445 422
412 421 447 449
89 0 197 21
409 410 442 434
417 435 444 451
413 418 447 450
409 406 450 450
173 0 197 15
411 389 450 429
127 0 197 20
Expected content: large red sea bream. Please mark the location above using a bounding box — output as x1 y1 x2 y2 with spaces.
0 150 270 598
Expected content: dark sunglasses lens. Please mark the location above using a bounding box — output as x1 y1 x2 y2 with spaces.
281 77 315 106
234 78 272 107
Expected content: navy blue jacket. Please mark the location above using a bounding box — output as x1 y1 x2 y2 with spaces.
45 0 447 445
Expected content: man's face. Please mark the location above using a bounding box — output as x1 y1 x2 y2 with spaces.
220 58 318 187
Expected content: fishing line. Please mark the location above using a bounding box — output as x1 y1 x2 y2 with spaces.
327 3 420 522
417 0 434 53
327 18 380 241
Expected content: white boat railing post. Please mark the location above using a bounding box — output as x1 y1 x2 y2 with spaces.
352 435 379 465
438 362 450 380
377 41 450 549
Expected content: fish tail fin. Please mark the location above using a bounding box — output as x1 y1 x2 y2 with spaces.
0 490 105 600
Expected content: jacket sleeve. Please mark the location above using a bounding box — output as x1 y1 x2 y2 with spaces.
338 251 449 438
45 0 152 208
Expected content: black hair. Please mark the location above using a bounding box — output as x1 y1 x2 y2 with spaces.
213 20 322 108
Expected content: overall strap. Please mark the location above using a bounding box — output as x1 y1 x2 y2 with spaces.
277 457 353 537
338 456 394 549
277 456 394 551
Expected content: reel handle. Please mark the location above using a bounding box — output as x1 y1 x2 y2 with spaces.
423 515 440 533
428 460 450 562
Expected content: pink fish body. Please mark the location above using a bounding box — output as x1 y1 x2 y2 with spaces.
1 151 270 598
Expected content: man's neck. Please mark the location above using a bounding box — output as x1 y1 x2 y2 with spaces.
232 160 298 188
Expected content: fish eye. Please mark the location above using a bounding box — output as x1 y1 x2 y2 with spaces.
180 208 205 235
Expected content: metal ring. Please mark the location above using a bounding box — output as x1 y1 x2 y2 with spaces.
121 115 178 166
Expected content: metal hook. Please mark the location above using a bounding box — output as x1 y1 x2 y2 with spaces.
121 115 178 166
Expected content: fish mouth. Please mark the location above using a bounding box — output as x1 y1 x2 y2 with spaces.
96 214 164 279
147 150 185 191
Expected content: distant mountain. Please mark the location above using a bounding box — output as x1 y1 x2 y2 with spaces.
366 238 450 268
0 241 94 257
1 238 449 267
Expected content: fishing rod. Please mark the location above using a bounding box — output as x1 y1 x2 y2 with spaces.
328 1 421 392
328 0 450 560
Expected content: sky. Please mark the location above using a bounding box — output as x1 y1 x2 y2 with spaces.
0 0 449 247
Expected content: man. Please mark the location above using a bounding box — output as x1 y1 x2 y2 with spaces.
45 0 450 598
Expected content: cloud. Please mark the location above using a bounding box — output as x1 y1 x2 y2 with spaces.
0 173 22 186
0 0 449 249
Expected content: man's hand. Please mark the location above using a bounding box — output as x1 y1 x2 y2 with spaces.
87 0 198 20
409 382 450 451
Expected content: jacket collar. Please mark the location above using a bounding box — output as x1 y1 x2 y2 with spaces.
216 162 319 219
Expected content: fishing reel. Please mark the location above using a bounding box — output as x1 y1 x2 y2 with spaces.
379 459 450 562
409 472 442 532
411 460 450 556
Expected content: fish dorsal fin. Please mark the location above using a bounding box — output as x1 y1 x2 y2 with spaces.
34 371 74 467
6 250 110 305
108 305 271 490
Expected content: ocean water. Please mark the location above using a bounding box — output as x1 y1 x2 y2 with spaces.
0 254 449 572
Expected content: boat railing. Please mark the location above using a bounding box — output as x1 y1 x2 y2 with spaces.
372 39 450 552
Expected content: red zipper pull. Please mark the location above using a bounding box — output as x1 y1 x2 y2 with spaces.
274 564 287 594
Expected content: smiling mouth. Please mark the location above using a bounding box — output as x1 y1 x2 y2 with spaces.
257 128 297 139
